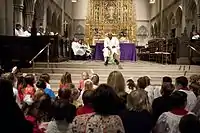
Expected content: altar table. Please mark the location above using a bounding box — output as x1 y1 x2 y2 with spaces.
95 43 136 61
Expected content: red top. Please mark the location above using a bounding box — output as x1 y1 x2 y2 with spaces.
25 115 44 133
76 105 94 116
59 83 70 89
17 84 24 102
78 80 85 90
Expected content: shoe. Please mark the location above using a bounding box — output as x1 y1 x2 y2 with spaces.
104 62 108 66
118 64 123 69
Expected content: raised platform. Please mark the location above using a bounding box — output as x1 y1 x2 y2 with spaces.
22 60 200 92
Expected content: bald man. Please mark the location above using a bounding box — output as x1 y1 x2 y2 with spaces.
103 33 122 69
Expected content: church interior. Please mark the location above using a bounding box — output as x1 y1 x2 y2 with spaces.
1 1 200 132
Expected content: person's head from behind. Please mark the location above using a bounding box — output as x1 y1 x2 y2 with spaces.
16 73 25 88
144 76 151 86
92 84 121 115
175 76 188 90
84 80 93 90
2 73 17 88
160 82 175 97
26 101 40 118
36 79 46 90
170 91 187 109
53 99 74 123
91 74 99 86
16 24 21 30
127 89 151 112
179 114 200 133
127 79 136 90
82 90 94 106
137 77 147 89
0 79 15 104
40 73 50 84
61 72 72 85
162 76 172 83
82 72 89 80
107 71 125 93
24 74 35 87
189 75 199 84
58 87 72 101
189 83 200 97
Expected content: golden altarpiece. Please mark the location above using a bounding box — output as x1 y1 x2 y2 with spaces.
85 0 137 45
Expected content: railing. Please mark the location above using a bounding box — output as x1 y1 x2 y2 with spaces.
179 42 200 76
29 43 51 70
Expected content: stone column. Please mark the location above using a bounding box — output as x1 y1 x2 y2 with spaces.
182 0 187 34
61 0 66 35
0 0 6 35
24 12 34 28
6 0 14 35
13 0 24 25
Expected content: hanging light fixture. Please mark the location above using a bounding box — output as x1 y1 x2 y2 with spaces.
72 0 77 2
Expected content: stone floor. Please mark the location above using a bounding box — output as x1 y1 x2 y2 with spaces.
22 60 200 92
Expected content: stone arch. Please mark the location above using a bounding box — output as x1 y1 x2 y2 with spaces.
137 25 148 37
23 0 35 28
52 12 57 33
187 0 197 33
46 6 52 32
57 15 62 34
34 0 44 28
175 6 183 37
154 23 157 37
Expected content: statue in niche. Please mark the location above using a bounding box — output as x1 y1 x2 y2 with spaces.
108 6 115 20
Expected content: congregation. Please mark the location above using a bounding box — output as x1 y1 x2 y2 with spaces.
0 67 200 133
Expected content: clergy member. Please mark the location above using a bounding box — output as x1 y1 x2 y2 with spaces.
103 32 122 69
71 38 87 57
15 24 25 36
24 26 31 37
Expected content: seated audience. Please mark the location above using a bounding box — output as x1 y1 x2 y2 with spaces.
47 88 76 133
0 79 33 133
144 76 155 105
154 76 173 99
78 71 89 91
36 79 55 99
119 89 152 133
175 76 197 111
71 84 125 133
154 91 193 133
40 73 51 90
152 82 175 124
179 114 200 133
76 90 94 115
91 73 99 89
126 78 137 94
59 72 73 89
17 73 25 103
107 71 127 108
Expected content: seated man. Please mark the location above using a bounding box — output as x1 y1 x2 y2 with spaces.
103 33 122 69
71 38 87 59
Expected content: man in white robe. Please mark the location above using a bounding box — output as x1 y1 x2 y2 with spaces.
24 26 31 37
103 33 122 69
15 24 25 37
71 38 86 56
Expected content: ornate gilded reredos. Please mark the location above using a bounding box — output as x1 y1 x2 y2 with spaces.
85 0 137 44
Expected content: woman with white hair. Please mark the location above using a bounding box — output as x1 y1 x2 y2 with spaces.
119 89 153 133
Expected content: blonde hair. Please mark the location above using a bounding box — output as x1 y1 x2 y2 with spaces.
84 79 93 90
127 89 151 112
107 71 125 93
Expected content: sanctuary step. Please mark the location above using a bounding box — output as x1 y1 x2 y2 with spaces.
21 61 200 92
